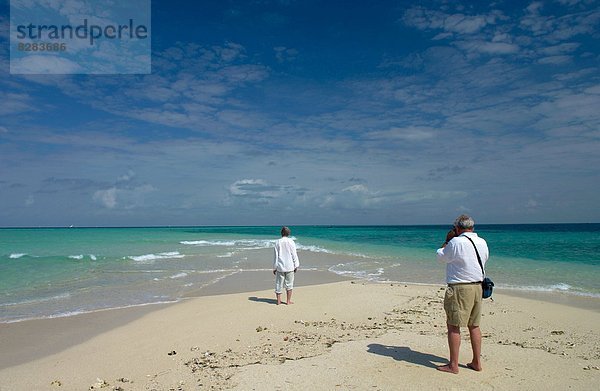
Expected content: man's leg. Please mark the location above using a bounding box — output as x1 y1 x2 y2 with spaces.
275 272 284 305
467 325 482 371
439 285 461 374
437 324 461 374
285 271 295 305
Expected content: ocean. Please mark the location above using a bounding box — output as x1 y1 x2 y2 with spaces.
1 224 599 323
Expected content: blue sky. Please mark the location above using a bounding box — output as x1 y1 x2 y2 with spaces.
0 0 599 227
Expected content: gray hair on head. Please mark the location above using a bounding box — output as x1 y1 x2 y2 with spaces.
281 226 291 237
454 214 475 230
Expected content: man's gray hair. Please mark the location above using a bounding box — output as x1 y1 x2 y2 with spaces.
281 226 291 237
454 214 475 230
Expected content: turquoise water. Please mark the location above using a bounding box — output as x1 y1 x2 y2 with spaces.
1 224 598 322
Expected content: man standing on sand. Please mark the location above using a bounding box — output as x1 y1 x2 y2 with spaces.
273 226 299 305
436 214 489 374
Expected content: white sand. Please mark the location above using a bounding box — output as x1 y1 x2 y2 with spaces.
0 280 599 390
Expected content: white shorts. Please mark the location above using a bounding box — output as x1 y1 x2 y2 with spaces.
275 271 295 293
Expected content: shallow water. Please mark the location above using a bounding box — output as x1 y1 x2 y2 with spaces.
1 224 598 322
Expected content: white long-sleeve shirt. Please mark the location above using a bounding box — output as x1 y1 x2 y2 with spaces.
437 232 489 284
273 236 299 272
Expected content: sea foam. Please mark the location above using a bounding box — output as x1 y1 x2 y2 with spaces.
3 292 71 307
180 238 277 248
180 238 338 255
129 251 185 263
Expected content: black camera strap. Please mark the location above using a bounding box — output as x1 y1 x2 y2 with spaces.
461 234 485 279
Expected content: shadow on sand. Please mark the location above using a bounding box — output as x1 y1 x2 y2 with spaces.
248 296 279 305
367 344 446 369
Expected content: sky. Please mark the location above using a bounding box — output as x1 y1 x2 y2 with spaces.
0 0 599 227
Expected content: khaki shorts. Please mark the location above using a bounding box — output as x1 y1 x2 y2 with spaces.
444 283 482 327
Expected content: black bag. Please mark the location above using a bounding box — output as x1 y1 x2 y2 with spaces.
482 277 494 299
463 235 494 299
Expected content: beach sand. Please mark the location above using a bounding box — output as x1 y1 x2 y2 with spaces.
1 273 599 390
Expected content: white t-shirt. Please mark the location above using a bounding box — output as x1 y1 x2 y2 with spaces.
437 232 489 284
273 236 300 272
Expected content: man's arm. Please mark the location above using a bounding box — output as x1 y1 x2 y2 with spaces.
437 229 457 262
292 241 299 271
442 228 457 248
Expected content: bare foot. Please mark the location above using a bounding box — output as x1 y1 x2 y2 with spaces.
467 362 482 371
436 364 458 374
286 301 294 305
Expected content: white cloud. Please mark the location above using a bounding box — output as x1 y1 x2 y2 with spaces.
227 179 296 201
444 14 488 34
556 0 595 5
532 90 600 133
318 184 383 209
0 92 35 115
10 55 83 74
93 178 155 209
230 179 268 196
215 42 246 63
274 46 299 62
94 187 118 208
402 7 499 36
526 198 539 209
520 3 600 42
117 170 136 183
367 126 435 142
526 2 544 15
455 40 519 55
218 110 271 129
25 194 34 206
537 55 572 65
553 68 597 81
26 42 271 133
539 42 580 55
342 184 370 194
583 84 600 94
403 2 595 67
397 190 468 203
432 32 454 41
318 185 468 211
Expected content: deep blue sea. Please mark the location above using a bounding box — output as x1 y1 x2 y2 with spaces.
1 224 598 322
